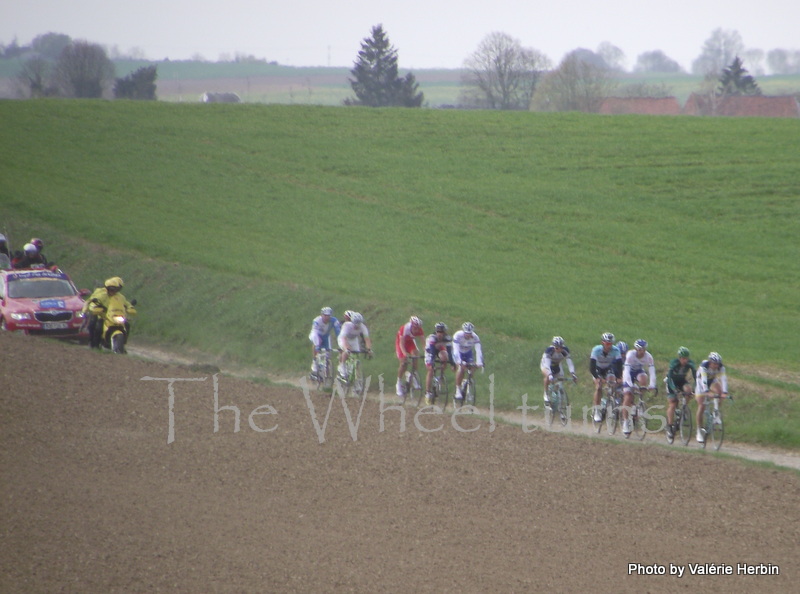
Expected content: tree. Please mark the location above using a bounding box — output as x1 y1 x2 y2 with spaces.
531 51 617 113
346 25 423 107
634 50 683 73
31 32 72 61
691 28 744 75
114 65 158 100
597 42 626 72
459 32 550 110
17 55 60 97
718 56 761 96
766 49 800 75
55 40 115 98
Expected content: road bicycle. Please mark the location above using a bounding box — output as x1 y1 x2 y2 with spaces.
430 359 450 411
665 390 693 446
699 393 733 451
545 375 575 427
594 377 621 434
311 348 334 391
454 363 480 408
337 350 368 398
625 384 657 441
400 355 423 407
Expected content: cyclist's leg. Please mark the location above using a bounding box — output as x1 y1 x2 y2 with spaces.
695 393 707 441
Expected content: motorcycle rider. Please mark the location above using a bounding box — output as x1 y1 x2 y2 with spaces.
84 277 136 350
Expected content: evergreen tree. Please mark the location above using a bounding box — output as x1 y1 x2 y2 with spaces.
114 65 158 100
718 56 761 96
346 25 423 107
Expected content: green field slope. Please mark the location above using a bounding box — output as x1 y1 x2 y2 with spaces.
1 100 798 446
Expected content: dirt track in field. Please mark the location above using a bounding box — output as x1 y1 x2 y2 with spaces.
2 332 798 592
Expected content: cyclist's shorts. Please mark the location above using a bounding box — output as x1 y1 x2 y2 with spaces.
395 336 419 360
458 350 475 365
311 332 332 350
596 366 615 379
623 368 644 388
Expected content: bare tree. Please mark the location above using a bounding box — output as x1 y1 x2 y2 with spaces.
691 28 744 75
460 32 550 110
531 52 617 112
597 42 626 72
17 55 60 97
634 50 683 73
55 40 115 98
766 48 800 74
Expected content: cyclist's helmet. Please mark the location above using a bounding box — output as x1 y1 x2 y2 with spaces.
104 277 123 289
30 238 44 250
552 336 565 347
634 339 648 350
23 243 37 255
677 346 691 358
352 312 364 325
410 316 422 328
320 306 333 316
617 341 628 355
462 322 475 333
434 322 447 333
343 310 353 320
708 352 722 365
601 332 615 343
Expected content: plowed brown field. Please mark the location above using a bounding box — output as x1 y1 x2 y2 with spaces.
2 332 798 592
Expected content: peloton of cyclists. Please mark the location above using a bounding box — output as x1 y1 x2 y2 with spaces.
424 322 455 406
539 336 577 409
395 316 425 401
621 339 657 436
452 322 484 405
589 333 623 423
694 352 729 444
664 346 697 441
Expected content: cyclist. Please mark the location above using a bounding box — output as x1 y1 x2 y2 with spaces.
395 316 425 400
621 339 657 435
664 346 697 440
308 306 341 380
452 322 484 405
424 322 455 405
589 332 623 423
539 336 577 409
616 341 629 360
694 352 729 444
337 312 373 379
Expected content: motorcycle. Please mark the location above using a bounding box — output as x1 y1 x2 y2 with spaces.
89 294 137 354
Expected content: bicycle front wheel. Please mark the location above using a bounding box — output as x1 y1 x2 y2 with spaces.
711 410 724 451
678 405 692 446
433 373 448 411
545 386 556 427
465 378 476 406
557 385 570 426
351 360 364 397
409 371 423 407
606 401 618 435
634 401 647 441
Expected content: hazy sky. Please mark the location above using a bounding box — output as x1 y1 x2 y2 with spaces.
2 1 796 70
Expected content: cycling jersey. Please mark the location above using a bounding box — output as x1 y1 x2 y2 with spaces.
395 322 425 359
623 350 657 388
425 332 454 366
540 345 575 375
696 360 728 394
338 321 369 353
665 358 697 393
452 330 483 366
590 344 622 378
309 315 341 350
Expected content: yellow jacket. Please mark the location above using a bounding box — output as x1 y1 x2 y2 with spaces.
85 289 136 318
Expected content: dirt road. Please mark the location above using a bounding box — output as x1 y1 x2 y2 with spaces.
2 332 798 592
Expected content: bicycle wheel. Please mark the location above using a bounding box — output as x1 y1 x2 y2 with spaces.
351 360 364 397
465 378 476 406
557 385 569 426
710 409 724 451
433 373 448 411
545 385 556 427
323 356 334 390
409 370 424 407
606 400 618 435
678 405 692 446
633 400 647 440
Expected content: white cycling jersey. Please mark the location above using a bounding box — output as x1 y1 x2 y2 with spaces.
308 315 340 348
623 349 656 388
540 345 575 376
696 361 728 394
452 330 483 366
337 321 369 352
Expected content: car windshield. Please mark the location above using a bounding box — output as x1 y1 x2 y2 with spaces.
7 278 77 299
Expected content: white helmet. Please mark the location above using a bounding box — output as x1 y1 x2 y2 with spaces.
352 312 364 325
320 306 333 316
23 243 37 255
410 316 422 327
462 322 474 333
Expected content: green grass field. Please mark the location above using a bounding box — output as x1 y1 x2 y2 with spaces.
1 100 798 447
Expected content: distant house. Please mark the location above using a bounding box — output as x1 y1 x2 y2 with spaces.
201 92 241 103
599 97 682 115
683 94 800 118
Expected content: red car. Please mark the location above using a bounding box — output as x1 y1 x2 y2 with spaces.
0 267 90 340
